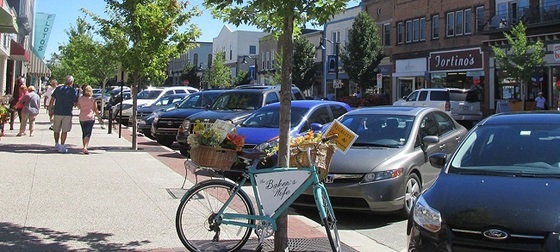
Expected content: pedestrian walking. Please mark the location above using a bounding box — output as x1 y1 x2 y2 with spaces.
43 79 58 130
76 85 103 154
535 92 546 110
48 75 78 153
8 77 26 130
16 86 40 137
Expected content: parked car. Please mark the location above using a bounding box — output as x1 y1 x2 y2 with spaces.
150 90 225 148
137 101 184 140
407 111 560 251
393 88 482 128
176 85 305 156
292 106 468 216
113 86 199 125
132 93 188 137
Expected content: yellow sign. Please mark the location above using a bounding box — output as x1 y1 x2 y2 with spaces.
324 120 358 153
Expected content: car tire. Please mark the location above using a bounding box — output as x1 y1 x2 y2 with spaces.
402 173 421 218
157 138 174 147
179 145 190 157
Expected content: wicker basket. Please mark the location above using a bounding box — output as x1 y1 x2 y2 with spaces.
290 143 335 180
190 145 238 170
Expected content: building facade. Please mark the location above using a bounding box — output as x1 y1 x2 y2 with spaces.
212 25 267 85
167 42 213 87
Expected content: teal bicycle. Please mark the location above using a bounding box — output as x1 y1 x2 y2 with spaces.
175 144 341 252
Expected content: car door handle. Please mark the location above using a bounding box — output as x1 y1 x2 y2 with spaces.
439 144 446 150
455 136 461 141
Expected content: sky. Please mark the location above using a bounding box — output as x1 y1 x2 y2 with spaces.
35 0 262 60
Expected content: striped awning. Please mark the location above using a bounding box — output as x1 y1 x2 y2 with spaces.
28 50 50 77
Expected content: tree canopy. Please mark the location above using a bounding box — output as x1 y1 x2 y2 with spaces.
340 11 384 91
292 36 317 92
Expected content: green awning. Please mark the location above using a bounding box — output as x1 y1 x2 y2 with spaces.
0 6 18 34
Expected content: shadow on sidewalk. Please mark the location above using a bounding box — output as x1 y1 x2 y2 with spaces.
0 222 152 251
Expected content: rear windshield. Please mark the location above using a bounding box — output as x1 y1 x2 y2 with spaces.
429 91 449 101
450 90 479 102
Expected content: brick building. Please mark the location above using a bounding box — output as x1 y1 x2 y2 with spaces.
363 0 560 115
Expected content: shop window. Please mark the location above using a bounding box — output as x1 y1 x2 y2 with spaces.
464 9 472 34
455 10 463 36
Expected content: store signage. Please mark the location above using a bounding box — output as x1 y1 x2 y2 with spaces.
429 48 483 72
554 44 560 61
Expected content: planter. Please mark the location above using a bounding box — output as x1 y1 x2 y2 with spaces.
290 143 335 180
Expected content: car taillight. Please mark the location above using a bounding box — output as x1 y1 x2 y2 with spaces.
445 101 450 111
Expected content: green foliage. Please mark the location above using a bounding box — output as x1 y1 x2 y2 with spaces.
340 11 384 91
56 18 99 85
235 70 250 85
83 0 202 86
180 62 201 89
205 51 232 88
292 36 316 91
491 21 544 87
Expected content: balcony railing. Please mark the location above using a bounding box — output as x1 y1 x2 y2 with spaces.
482 2 560 33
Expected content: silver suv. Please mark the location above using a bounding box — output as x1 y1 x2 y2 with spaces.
393 88 482 128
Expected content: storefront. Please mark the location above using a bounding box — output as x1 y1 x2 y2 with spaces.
428 47 485 103
393 58 427 101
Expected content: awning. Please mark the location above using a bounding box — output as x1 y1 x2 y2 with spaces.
10 40 29 62
28 50 51 77
0 5 18 34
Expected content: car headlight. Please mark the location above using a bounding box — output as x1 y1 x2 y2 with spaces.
254 137 279 152
179 120 191 133
137 118 145 125
152 114 159 124
413 196 442 233
363 168 404 182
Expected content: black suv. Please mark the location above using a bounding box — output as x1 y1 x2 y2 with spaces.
150 90 225 147
176 85 305 156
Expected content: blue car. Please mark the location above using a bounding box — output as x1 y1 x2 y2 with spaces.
231 100 351 172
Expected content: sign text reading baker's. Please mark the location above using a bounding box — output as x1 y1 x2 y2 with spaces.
429 48 483 71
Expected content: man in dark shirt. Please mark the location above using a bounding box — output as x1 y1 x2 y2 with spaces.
48 75 78 153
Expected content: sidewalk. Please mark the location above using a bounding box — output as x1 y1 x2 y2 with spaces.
0 110 397 251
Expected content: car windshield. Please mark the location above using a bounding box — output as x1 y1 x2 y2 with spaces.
137 90 162 99
450 124 560 176
211 92 262 110
338 114 414 148
177 92 220 109
450 90 479 102
239 107 308 128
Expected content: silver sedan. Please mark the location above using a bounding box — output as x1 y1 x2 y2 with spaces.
294 106 468 216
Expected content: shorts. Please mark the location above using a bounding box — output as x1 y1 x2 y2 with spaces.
53 115 73 133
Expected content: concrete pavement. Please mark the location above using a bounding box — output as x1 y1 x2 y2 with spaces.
0 109 399 251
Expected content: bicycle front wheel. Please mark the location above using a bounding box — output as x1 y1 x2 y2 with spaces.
176 180 255 252
317 186 341 252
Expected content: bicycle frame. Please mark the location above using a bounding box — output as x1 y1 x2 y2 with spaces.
205 162 329 232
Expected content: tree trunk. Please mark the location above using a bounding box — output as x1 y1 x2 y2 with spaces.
274 15 294 252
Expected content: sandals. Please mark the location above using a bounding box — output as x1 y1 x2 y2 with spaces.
82 149 89 155
16 132 26 137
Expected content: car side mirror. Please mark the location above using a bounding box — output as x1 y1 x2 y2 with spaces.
429 153 447 168
422 135 439 145
310 123 323 131
205 104 211 110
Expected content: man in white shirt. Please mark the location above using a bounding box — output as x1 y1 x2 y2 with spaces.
535 92 546 110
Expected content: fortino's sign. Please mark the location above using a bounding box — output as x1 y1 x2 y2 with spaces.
429 48 484 72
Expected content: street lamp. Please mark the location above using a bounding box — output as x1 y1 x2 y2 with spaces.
319 37 340 100
197 63 206 90
238 55 259 84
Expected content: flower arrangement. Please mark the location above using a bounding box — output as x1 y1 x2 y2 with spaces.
187 120 245 151
262 130 332 157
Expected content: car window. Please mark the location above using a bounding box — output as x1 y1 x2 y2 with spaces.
265 92 279 105
178 93 200 108
417 113 439 145
137 90 162 99
429 91 448 101
330 104 348 119
212 92 263 110
433 111 455 135
418 91 428 101
451 124 560 175
240 106 307 128
175 89 186 94
406 91 419 101
301 107 330 132
153 96 172 106
338 114 414 147
291 88 306 100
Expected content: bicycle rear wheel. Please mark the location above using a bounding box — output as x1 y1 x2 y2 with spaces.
176 180 255 252
317 186 341 252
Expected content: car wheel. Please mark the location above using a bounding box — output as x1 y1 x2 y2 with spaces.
179 145 190 157
157 138 174 147
403 173 421 217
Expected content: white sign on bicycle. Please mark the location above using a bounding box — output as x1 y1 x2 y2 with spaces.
255 170 311 215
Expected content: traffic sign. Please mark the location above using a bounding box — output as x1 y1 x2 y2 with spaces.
376 73 383 89
333 79 343 89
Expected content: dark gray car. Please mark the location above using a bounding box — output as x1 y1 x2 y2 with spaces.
293 106 467 216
